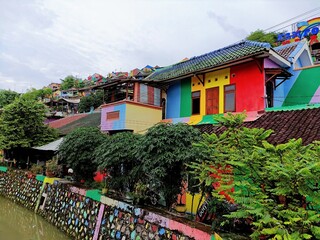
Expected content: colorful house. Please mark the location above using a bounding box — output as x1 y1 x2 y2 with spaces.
95 79 163 134
145 40 292 125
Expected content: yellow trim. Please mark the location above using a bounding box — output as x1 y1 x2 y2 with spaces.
191 68 230 115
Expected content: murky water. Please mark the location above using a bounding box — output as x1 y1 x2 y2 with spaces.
0 196 70 240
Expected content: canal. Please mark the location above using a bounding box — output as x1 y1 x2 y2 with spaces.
0 196 70 240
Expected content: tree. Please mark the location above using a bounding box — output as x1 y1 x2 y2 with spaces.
22 88 53 101
94 132 142 192
246 29 279 47
137 123 202 208
58 127 107 182
0 89 19 109
0 98 58 150
60 75 84 90
189 113 320 239
78 90 104 113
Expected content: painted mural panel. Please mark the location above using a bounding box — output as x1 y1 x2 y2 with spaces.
282 66 320 106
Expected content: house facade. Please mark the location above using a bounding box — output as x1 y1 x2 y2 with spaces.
97 78 163 133
146 40 291 125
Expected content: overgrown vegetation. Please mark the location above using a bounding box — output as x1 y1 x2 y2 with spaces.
189 113 320 239
136 123 202 208
0 89 19 109
0 98 58 149
55 112 320 238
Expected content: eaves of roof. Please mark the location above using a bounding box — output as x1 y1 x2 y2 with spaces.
146 40 272 82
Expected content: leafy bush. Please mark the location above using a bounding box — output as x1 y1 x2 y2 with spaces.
137 122 202 208
93 132 142 193
58 127 107 182
189 113 320 239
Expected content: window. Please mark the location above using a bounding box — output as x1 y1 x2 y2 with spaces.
224 84 235 112
192 91 201 115
106 111 120 120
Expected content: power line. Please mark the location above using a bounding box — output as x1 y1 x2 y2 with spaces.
264 7 320 32
270 11 320 33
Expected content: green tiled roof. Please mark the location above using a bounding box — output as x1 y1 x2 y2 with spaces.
147 40 271 81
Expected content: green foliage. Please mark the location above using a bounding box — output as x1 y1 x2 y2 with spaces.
58 127 107 182
0 98 58 149
93 132 142 192
21 88 53 101
0 89 19 109
189 113 320 239
137 122 202 208
78 90 104 113
60 75 84 90
246 29 279 47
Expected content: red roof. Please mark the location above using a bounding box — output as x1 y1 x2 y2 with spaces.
48 114 87 129
194 107 320 145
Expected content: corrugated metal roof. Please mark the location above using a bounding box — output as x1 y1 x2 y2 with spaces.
33 138 64 151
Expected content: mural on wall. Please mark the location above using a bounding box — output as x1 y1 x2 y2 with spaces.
0 169 217 240
274 66 320 107
0 170 41 210
99 204 195 240
277 17 320 64
38 181 99 240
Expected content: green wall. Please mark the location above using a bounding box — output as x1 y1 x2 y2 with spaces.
283 67 320 106
180 78 191 117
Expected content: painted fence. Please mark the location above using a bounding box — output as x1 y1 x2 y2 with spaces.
0 168 219 240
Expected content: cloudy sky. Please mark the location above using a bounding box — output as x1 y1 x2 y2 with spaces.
1 0 319 92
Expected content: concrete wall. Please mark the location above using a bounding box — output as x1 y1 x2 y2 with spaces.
0 168 218 240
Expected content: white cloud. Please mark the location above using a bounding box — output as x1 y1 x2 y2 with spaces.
0 0 319 92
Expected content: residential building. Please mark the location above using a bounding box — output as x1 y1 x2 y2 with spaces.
145 40 292 125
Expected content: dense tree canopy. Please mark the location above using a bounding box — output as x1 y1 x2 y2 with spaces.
0 89 19 109
0 98 58 149
246 29 279 47
58 127 107 182
21 88 53 101
94 132 142 192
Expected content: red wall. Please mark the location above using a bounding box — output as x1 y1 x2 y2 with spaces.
230 60 265 112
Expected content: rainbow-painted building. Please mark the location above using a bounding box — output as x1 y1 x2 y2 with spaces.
146 40 294 124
